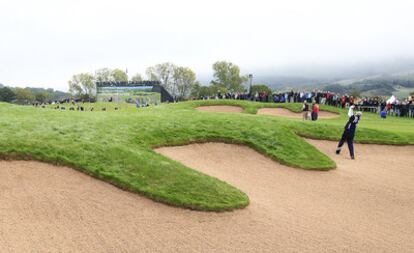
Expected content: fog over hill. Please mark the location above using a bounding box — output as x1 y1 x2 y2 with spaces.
195 58 414 92
192 58 414 98
248 59 414 89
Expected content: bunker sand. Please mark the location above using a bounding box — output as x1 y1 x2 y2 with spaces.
257 107 339 119
1 140 414 252
196 105 243 113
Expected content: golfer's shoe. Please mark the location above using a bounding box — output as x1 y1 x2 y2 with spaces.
351 155 355 160
335 148 341 155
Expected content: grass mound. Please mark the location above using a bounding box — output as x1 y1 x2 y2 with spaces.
0 100 413 211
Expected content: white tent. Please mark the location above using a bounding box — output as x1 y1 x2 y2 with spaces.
386 95 396 104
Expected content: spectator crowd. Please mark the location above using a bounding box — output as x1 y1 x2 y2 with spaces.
200 90 414 119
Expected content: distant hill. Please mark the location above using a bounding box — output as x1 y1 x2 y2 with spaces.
323 71 414 98
0 84 71 101
253 73 414 98
248 59 414 97
253 75 327 90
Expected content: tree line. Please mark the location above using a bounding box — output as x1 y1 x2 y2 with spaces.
0 61 271 104
0 86 70 104
68 61 255 101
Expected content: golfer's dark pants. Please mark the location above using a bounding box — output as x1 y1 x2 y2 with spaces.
337 130 354 156
311 112 318 121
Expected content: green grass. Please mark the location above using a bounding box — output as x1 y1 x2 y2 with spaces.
47 102 138 111
0 100 413 211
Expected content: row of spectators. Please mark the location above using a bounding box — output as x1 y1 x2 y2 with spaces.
203 90 355 107
33 97 96 106
353 96 414 118
380 100 414 118
201 90 414 118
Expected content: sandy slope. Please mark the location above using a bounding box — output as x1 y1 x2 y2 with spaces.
257 108 339 119
1 140 413 252
196 105 243 113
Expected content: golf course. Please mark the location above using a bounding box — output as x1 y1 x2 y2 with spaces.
3 0 414 251
1 100 414 252
1 100 414 211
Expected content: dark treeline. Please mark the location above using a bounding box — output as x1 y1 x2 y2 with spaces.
0 86 70 104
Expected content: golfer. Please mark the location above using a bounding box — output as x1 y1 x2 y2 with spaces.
336 105 362 159
302 101 309 120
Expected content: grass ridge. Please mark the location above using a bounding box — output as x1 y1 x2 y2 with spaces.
0 100 412 211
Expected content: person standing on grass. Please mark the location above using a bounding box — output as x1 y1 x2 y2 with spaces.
311 102 319 121
336 105 362 159
302 101 309 120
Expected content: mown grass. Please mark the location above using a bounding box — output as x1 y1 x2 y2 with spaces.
0 100 413 211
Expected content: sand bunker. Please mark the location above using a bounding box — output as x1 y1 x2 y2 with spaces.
155 141 414 252
257 107 339 119
196 105 243 113
2 141 414 252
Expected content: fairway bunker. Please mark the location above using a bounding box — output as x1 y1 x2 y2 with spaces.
257 107 339 119
1 141 413 252
196 105 243 113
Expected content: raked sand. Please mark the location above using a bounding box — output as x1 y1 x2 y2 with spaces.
257 107 339 119
1 140 413 252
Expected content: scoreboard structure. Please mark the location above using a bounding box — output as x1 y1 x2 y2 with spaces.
96 81 173 104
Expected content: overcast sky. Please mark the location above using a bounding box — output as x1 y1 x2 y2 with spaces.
1 0 414 91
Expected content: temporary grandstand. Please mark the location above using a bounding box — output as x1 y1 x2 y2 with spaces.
96 81 174 104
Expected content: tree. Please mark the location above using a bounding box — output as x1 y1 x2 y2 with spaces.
210 83 228 96
146 62 175 92
191 84 221 99
349 89 361 98
23 87 70 101
131 73 143 82
211 61 248 92
35 92 49 103
173 66 196 99
15 88 34 104
190 82 202 98
250 84 272 95
200 86 214 97
95 68 112 82
145 66 159 81
0 87 16 102
68 73 95 96
111 69 128 82
95 68 128 83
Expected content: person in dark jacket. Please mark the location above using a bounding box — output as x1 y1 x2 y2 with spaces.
336 105 362 159
302 101 309 120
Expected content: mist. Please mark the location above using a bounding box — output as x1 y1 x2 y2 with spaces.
1 0 414 91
